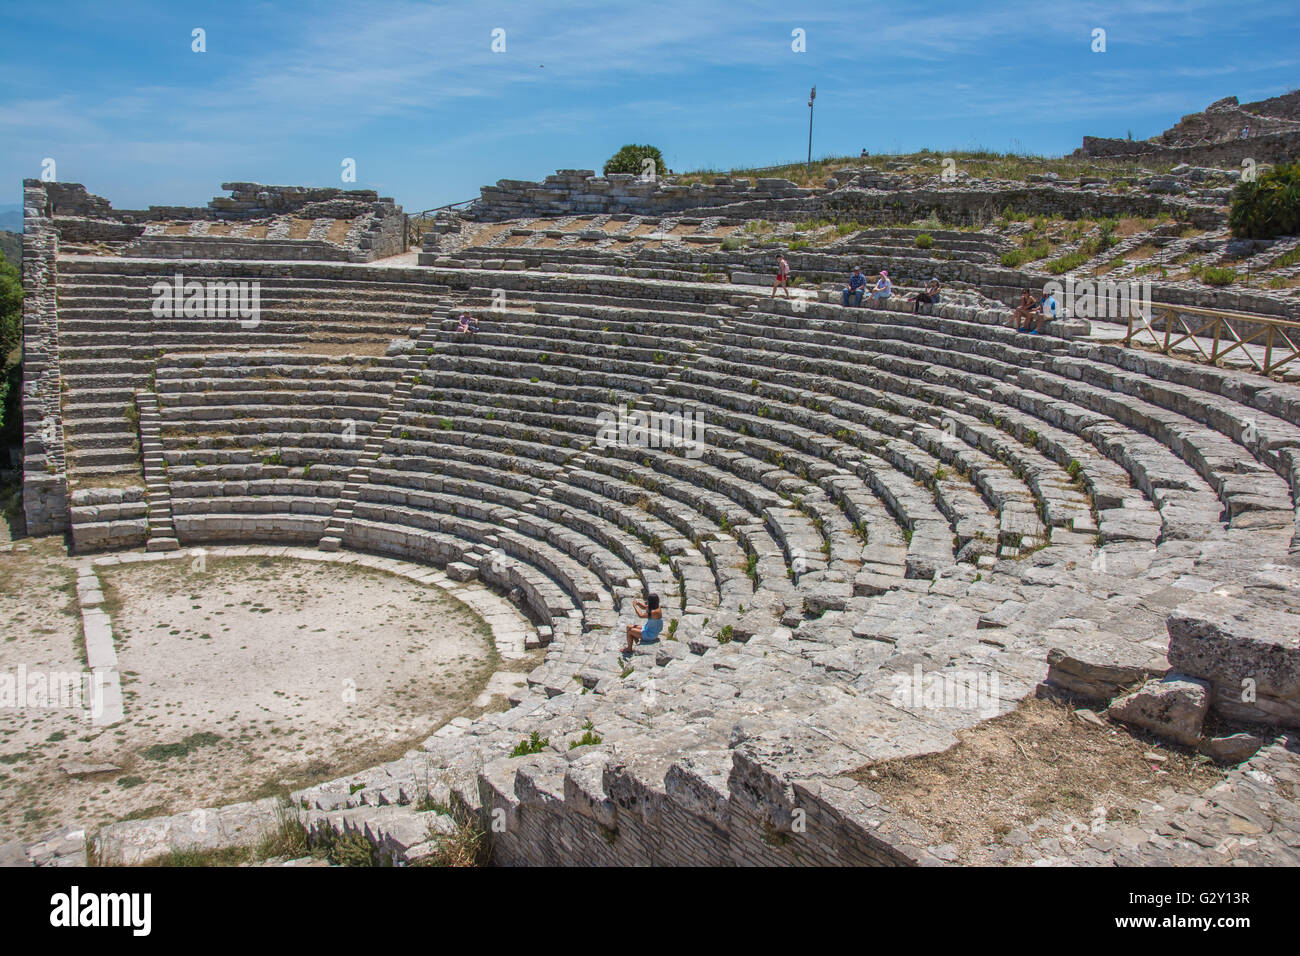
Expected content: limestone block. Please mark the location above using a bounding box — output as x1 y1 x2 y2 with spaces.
1105 674 1211 746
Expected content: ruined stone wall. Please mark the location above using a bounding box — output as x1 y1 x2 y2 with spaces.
19 181 69 535
349 199 406 259
477 749 935 867
210 183 388 221
41 182 407 262
469 167 1224 230
120 235 357 262
52 218 145 243
814 183 1222 229
1077 130 1300 168
471 169 813 221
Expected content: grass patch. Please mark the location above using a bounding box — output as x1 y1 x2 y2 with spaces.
1200 266 1237 286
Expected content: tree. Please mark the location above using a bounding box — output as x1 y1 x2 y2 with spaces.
1228 161 1300 239
603 144 667 178
0 250 23 446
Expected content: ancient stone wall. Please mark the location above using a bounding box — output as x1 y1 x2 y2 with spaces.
469 167 1225 230
1155 93 1300 147
349 199 406 259
39 182 406 261
814 183 1221 229
1078 130 1300 167
471 169 813 221
211 183 387 220
52 218 145 244
120 235 356 262
19 181 69 535
477 749 936 867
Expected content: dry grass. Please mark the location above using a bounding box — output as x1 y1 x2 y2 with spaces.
324 219 353 244
66 470 145 492
852 694 1224 862
410 816 491 867
1115 217 1161 237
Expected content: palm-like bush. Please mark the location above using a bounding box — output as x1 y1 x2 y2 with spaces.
1229 162 1300 239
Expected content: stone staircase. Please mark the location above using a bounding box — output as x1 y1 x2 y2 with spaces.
134 390 179 552
319 325 442 552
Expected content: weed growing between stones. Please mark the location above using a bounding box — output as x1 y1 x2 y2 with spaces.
509 731 549 757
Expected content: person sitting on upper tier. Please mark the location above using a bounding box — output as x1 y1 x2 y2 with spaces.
842 266 868 307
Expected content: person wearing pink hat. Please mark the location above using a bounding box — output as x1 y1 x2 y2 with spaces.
870 270 892 305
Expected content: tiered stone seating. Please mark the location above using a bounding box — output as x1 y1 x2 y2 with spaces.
155 352 405 543
34 244 1300 867
55 257 452 487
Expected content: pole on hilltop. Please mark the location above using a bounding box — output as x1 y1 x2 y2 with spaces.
807 86 816 172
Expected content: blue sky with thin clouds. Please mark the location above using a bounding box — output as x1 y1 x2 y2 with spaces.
0 0 1296 213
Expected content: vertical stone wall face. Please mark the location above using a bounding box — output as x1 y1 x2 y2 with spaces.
348 200 406 259
477 750 934 866
19 180 70 535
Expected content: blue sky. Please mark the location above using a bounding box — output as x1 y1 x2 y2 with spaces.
1 0 1296 214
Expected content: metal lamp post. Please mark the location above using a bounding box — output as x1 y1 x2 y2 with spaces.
807 86 816 172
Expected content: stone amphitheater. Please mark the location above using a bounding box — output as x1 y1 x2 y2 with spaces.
4 141 1300 867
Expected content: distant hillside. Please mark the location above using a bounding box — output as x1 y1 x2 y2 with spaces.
0 231 19 266
0 205 22 234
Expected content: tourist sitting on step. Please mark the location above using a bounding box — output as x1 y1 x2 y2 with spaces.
841 266 868 307
771 255 791 298
1011 289 1038 331
1029 286 1057 335
869 270 892 305
622 593 663 655
456 313 478 334
911 278 941 314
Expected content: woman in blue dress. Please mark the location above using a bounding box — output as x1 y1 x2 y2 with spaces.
622 594 663 655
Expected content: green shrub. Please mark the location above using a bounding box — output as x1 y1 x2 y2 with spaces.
914 233 934 249
326 830 377 867
603 144 667 178
1229 162 1300 239
0 250 22 444
1200 266 1237 286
